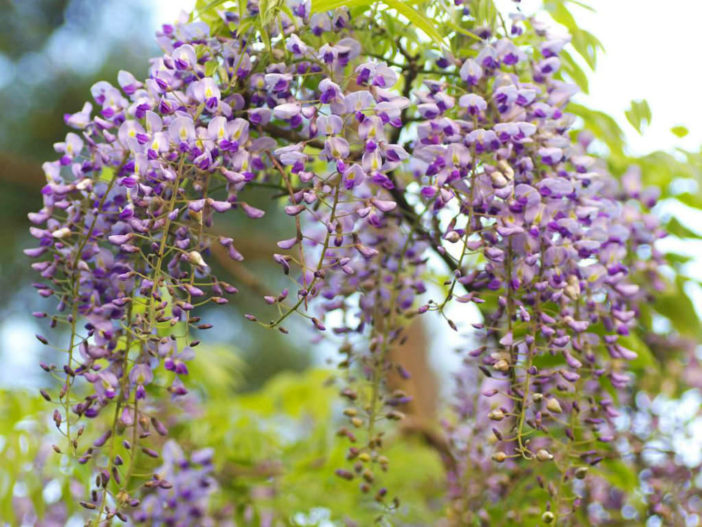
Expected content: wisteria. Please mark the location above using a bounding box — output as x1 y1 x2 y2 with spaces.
25 0 698 524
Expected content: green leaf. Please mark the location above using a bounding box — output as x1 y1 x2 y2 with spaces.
568 102 626 157
671 125 689 138
665 252 693 265
618 334 656 371
383 0 447 48
473 0 498 30
193 0 230 20
445 19 481 41
676 191 702 209
544 0 577 31
598 459 638 492
625 99 652 134
666 216 702 239
560 49 589 93
566 0 595 12
571 29 603 70
311 0 374 13
654 277 701 337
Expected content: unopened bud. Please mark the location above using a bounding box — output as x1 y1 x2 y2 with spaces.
565 274 581 299
386 410 405 420
536 449 553 462
497 160 515 181
546 398 563 414
488 409 505 421
494 359 510 372
52 227 72 239
444 230 461 243
335 469 354 480
492 451 507 463
188 251 207 268
542 511 555 524
490 170 509 188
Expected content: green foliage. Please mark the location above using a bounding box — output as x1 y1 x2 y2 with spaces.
654 276 701 338
671 125 689 138
0 352 445 524
0 389 83 523
382 0 446 47
625 99 652 134
544 0 603 69
177 368 446 524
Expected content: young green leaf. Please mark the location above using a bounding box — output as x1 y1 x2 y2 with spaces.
383 0 447 48
671 125 689 138
625 99 652 134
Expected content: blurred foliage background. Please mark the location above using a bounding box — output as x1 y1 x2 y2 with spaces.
1 0 702 525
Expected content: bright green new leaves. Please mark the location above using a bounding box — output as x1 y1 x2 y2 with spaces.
382 0 446 47
544 0 603 69
671 125 689 138
625 99 652 134
311 0 375 13
312 0 446 47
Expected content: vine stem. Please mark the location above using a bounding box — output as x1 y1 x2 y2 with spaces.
63 165 123 453
266 162 341 329
366 204 429 453
91 160 183 525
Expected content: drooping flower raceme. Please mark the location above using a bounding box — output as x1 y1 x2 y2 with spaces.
27 0 682 524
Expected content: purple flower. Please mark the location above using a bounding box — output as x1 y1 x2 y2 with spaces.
459 93 487 115
460 59 483 85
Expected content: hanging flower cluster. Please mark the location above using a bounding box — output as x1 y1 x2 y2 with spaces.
134 441 217 525
27 0 683 524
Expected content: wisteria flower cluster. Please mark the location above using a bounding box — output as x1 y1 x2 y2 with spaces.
26 0 693 524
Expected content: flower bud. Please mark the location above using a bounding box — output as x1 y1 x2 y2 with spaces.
187 250 207 268
492 451 507 463
546 398 562 413
52 227 72 239
386 410 405 420
444 230 461 243
488 409 505 421
536 449 553 462
542 511 555 524
335 469 354 481
565 274 581 299
494 359 510 372
489 170 509 188
497 159 515 180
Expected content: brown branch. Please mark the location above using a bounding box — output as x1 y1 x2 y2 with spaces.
0 152 45 190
